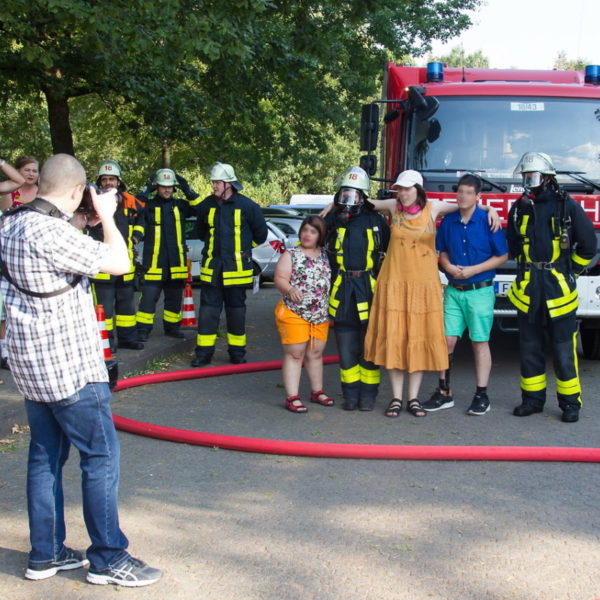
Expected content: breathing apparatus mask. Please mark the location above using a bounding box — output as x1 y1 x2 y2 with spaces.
334 187 364 224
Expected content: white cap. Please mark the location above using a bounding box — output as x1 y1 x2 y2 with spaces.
392 170 423 189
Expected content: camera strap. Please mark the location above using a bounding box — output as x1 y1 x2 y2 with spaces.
0 198 82 298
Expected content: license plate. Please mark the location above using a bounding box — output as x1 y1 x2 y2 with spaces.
494 281 511 296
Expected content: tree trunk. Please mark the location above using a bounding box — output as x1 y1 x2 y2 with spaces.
161 142 171 168
43 89 75 155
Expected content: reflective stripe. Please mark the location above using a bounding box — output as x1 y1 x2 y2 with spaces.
147 207 162 278
572 331 582 406
174 206 186 271
365 229 374 271
203 207 216 276
223 275 253 286
571 252 590 266
548 297 578 319
519 215 531 262
328 274 342 316
340 365 360 383
227 333 246 346
170 265 188 279
136 311 154 324
123 272 135 282
334 228 346 269
547 288 578 309
105 317 114 331
93 272 111 281
197 334 217 347
550 268 571 298
520 373 546 392
357 301 369 322
233 209 243 273
133 225 144 235
163 310 181 323
556 377 581 396
116 314 137 328
550 237 560 262
369 274 376 293
360 365 380 384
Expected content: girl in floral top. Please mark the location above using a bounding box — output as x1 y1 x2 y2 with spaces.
274 216 332 413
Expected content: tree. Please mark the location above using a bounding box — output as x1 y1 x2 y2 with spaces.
428 46 489 68
0 0 480 183
553 51 587 71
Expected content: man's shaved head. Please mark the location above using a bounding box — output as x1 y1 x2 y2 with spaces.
38 154 86 197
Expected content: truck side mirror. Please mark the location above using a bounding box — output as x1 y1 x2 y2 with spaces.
360 154 377 176
360 104 379 152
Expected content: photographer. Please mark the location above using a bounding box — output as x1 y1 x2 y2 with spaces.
0 154 161 587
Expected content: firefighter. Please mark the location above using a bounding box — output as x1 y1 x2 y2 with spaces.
324 166 390 411
507 152 597 423
135 167 200 340
88 159 145 351
191 162 268 366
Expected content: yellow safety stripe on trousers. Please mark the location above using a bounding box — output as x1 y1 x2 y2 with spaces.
146 207 163 279
133 225 144 236
227 333 246 347
136 311 154 324
572 330 582 405
105 317 114 331
328 274 342 316
334 227 346 269
520 373 546 392
163 310 182 323
174 206 186 271
233 209 243 274
556 376 581 396
357 301 369 322
115 314 137 328
369 274 376 293
571 252 591 267
340 365 360 384
202 207 217 279
360 365 380 384
365 229 374 271
197 334 217 347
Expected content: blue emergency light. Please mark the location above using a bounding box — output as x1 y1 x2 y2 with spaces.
426 62 444 83
584 65 600 84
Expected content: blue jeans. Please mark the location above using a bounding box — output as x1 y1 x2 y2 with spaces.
25 382 129 571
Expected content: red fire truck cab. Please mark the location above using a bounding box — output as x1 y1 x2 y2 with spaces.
359 62 600 358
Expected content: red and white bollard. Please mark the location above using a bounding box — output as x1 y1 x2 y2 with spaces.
95 304 114 360
181 284 197 328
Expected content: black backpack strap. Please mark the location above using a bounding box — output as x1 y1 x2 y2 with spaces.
0 199 82 298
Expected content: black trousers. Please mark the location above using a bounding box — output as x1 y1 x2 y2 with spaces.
334 298 380 405
136 278 184 333
92 279 138 343
518 310 581 410
195 284 247 361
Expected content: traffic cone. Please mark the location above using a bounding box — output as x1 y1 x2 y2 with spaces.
95 304 114 360
181 283 197 328
186 257 193 283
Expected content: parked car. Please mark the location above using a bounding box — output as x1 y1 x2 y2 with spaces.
263 215 303 245
267 203 327 216
260 205 301 217
179 217 290 282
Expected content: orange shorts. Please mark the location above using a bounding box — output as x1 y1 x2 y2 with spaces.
274 300 329 345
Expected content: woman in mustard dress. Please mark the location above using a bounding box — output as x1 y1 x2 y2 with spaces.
363 170 498 418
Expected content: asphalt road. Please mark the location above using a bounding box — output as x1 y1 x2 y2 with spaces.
1 286 599 600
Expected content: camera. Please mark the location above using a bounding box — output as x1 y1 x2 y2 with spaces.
76 182 106 220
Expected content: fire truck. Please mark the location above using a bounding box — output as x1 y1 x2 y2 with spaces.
359 62 600 358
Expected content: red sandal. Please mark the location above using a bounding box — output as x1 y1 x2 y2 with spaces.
310 390 335 406
285 395 307 413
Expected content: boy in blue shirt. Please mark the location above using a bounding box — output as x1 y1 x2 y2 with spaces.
423 174 508 415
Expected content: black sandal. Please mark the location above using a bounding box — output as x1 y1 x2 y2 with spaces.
385 398 403 418
407 398 427 418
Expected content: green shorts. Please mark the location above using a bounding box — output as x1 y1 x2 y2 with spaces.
443 284 495 342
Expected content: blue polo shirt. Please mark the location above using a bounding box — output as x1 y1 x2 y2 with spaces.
436 206 508 285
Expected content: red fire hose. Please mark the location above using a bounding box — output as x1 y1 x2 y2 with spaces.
112 356 600 462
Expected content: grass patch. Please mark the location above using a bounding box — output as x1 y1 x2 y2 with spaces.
123 351 189 378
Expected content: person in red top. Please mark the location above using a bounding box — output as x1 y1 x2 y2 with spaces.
0 157 26 373
0 155 38 209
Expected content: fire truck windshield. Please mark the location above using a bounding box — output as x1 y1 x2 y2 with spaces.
407 96 600 184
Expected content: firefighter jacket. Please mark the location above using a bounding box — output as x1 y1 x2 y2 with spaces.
506 188 597 320
133 192 200 281
89 192 144 283
195 192 268 287
325 208 390 322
